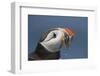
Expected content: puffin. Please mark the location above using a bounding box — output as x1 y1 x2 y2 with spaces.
28 27 75 60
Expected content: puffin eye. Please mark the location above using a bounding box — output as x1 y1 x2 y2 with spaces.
53 33 56 38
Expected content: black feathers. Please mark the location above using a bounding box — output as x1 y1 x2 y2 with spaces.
28 43 60 60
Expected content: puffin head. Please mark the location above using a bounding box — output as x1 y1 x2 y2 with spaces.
40 27 75 53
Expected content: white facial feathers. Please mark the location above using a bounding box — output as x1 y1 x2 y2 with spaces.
40 28 65 52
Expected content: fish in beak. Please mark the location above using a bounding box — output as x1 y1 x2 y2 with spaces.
63 28 75 48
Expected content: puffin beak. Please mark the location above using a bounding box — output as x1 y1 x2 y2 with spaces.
63 28 75 48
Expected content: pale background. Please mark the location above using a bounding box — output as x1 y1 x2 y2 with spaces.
0 0 100 76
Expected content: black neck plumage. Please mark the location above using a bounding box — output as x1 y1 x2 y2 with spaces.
28 43 60 61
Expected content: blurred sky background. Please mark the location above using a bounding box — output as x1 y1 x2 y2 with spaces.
28 15 88 59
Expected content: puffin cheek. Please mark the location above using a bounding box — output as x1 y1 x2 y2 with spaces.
43 32 54 42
